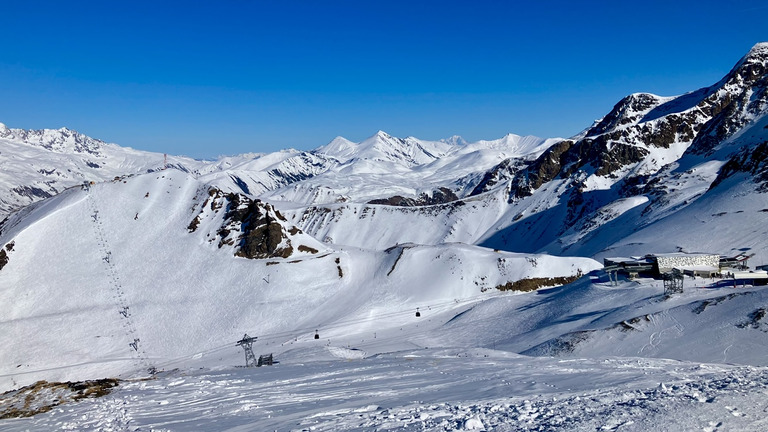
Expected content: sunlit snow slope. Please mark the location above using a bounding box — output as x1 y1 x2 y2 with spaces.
0 170 597 392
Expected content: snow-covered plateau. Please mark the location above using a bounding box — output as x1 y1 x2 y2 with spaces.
2 43 768 430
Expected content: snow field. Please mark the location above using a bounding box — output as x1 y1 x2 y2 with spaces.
4 351 768 431
0 171 599 393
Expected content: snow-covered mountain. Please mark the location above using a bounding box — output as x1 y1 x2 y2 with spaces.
0 123 213 217
3 43 768 430
284 42 768 262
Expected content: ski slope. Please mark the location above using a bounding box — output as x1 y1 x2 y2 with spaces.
3 167 768 430
0 170 598 393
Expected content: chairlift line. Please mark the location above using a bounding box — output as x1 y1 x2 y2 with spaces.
149 291 499 371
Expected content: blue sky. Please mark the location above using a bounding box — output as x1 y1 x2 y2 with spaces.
1 1 766 159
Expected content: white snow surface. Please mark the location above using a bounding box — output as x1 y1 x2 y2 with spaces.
0 170 597 391
7 169 768 430
3 170 768 430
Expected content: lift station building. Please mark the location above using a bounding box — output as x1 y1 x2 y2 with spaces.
604 253 721 278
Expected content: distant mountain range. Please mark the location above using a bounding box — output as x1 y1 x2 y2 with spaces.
3 43 766 262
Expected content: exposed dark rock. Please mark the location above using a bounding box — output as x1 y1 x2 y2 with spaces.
297 245 318 254
187 215 201 233
508 140 573 199
0 378 119 419
687 47 768 155
220 195 294 259
692 293 746 314
191 189 313 259
496 275 580 292
11 186 54 200
238 219 292 259
586 93 660 137
368 187 459 207
0 249 7 271
737 308 768 331
469 158 527 196
710 140 768 191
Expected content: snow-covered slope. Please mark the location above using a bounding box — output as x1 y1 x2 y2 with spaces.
4 170 768 431
0 170 598 393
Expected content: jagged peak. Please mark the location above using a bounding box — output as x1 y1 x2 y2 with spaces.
360 130 404 147
744 42 768 60
585 93 664 138
0 122 107 156
719 42 768 86
364 130 401 146
620 92 663 110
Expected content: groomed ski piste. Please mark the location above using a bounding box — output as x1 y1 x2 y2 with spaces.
2 169 768 430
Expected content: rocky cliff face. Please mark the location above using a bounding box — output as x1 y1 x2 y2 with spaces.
687 44 768 155
189 188 322 259
479 43 768 246
507 43 768 202
712 139 768 191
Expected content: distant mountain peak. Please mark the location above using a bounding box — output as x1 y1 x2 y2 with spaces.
0 122 107 156
440 135 467 146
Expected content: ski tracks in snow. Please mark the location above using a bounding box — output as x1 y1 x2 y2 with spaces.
5 356 768 431
640 310 685 355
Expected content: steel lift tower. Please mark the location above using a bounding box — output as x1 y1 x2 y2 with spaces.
236 334 258 367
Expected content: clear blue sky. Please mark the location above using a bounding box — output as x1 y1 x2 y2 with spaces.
1 0 765 159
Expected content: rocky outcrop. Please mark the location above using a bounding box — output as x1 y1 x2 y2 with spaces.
503 43 768 201
220 193 294 259
368 187 459 206
468 157 530 197
190 188 320 259
711 140 768 191
0 242 14 272
508 140 573 199
585 93 662 137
